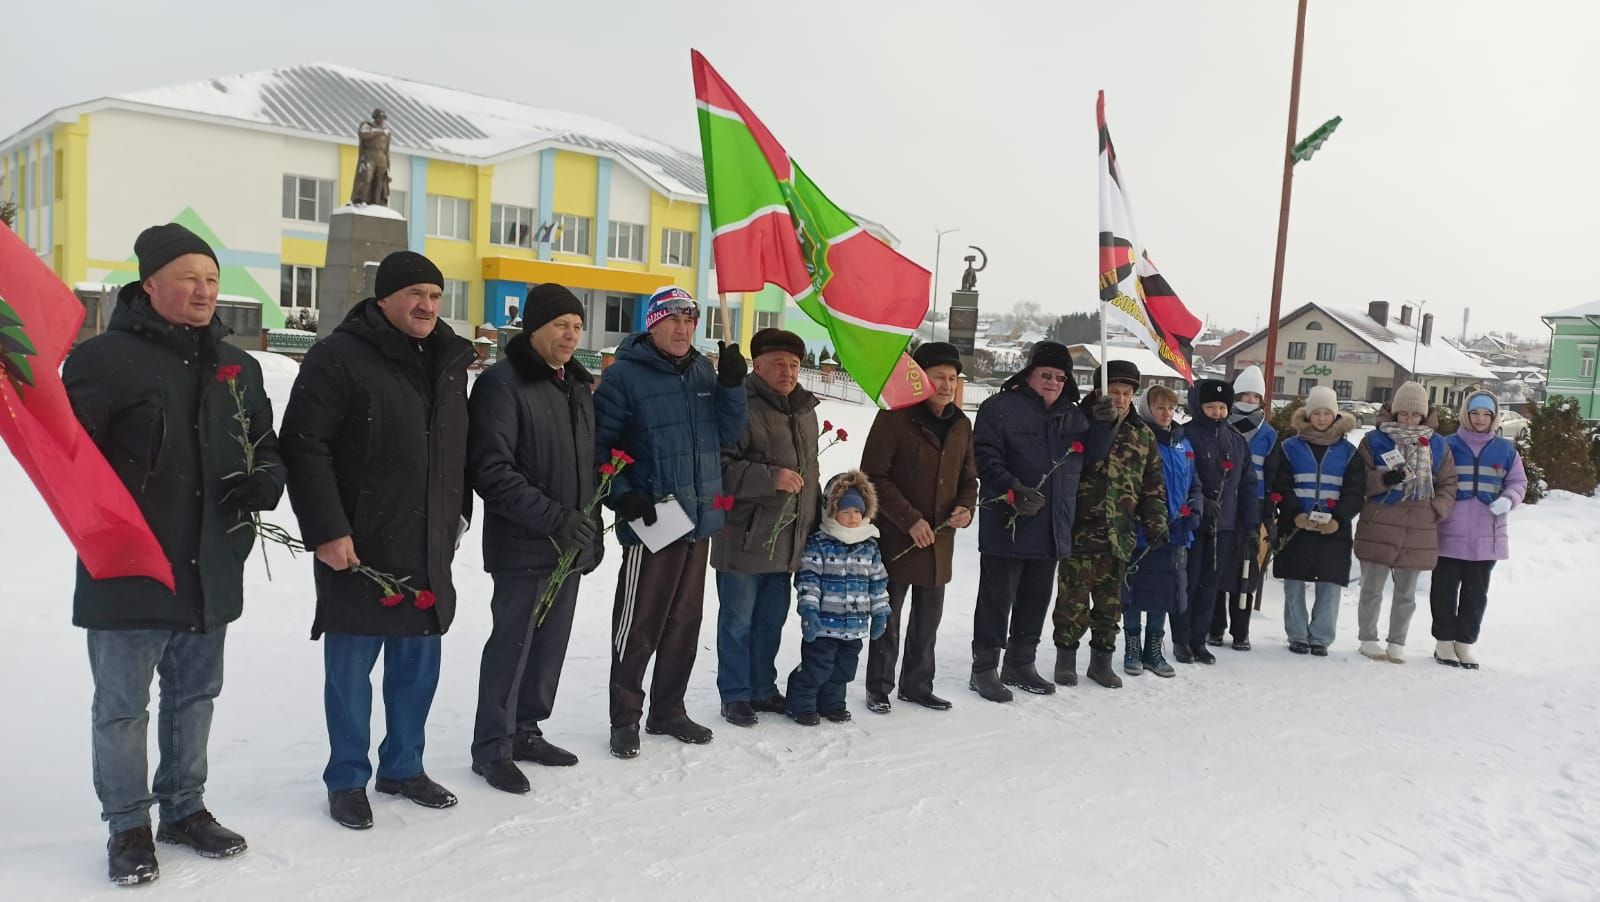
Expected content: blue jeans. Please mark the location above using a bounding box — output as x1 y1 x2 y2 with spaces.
1123 609 1167 635
322 633 441 792
1284 579 1341 646
786 636 862 715
87 627 227 835
714 570 792 703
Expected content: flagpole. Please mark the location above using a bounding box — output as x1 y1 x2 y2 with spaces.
1263 0 1309 408
717 293 734 344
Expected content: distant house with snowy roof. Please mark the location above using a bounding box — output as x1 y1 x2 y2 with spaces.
1219 301 1495 409
1067 343 1188 391
1541 299 1600 419
0 62 895 351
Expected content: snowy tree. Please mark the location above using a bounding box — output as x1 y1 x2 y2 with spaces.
1526 395 1597 496
1516 431 1546 504
1435 403 1459 436
1050 311 1101 345
1270 397 1304 435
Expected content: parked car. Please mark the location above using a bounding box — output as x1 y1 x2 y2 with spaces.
1340 400 1379 425
1497 410 1530 440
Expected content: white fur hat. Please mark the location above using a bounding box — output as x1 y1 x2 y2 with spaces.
1305 385 1338 414
1233 365 1266 397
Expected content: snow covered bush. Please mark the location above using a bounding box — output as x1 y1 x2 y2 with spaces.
1526 395 1596 497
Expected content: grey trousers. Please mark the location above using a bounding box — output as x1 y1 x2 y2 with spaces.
1357 561 1420 645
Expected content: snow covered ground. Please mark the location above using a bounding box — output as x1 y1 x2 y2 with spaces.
1 364 1596 900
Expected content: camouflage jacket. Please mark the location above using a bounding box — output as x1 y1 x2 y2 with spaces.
1072 410 1169 561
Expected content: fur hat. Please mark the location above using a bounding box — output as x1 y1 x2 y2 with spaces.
1023 340 1074 374
913 341 963 374
821 469 878 522
1391 381 1429 417
521 282 585 333
1232 365 1266 398
644 286 699 330
1093 359 1141 391
750 328 806 359
1305 385 1338 414
374 251 444 300
1192 379 1234 408
134 223 217 280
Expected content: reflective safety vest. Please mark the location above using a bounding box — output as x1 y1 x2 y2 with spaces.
1365 430 1449 505
1446 433 1517 504
1281 436 1355 514
1239 422 1277 499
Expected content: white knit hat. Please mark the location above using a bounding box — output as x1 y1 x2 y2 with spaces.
1391 381 1429 417
1305 385 1338 414
1233 365 1266 397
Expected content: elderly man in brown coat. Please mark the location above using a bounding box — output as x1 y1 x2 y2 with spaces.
860 342 979 713
711 329 821 727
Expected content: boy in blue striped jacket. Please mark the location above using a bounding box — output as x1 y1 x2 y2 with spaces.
788 470 891 725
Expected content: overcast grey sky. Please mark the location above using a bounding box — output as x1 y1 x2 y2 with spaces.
5 0 1592 341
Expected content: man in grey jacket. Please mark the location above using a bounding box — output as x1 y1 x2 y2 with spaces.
466 284 603 794
711 329 821 726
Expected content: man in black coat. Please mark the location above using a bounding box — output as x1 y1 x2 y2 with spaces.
64 223 284 885
466 283 604 794
280 251 474 830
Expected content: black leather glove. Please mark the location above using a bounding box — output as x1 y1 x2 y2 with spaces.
612 492 658 526
1382 468 1407 487
1204 497 1222 520
1012 485 1046 517
583 513 607 575
1091 395 1117 423
223 469 281 512
554 509 599 550
717 341 748 387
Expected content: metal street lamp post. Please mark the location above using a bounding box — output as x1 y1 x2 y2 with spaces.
1411 298 1430 376
931 227 960 334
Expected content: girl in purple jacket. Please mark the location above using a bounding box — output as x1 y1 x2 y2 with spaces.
1432 391 1527 670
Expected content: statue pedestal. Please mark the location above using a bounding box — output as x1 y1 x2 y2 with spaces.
317 206 409 338
948 289 980 371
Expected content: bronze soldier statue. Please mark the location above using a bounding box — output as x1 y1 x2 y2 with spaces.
351 110 391 207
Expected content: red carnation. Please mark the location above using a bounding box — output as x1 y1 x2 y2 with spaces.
1006 489 1017 506
1222 460 1235 472
836 429 848 442
611 448 635 466
599 463 617 476
713 494 735 512
1071 441 1085 454
1269 492 1284 504
822 420 834 433
1492 464 1503 471
1419 436 1431 446
215 364 242 383
1185 450 1195 460
415 590 437 610
380 593 405 608
1179 504 1192 517
1326 500 1339 510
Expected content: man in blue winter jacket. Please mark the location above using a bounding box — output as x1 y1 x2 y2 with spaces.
594 287 747 759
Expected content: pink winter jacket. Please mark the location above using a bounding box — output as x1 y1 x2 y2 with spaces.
1436 426 1527 562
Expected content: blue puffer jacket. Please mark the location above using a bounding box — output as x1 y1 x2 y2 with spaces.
593 332 747 546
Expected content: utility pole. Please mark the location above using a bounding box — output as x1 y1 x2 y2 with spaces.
1263 0 1309 406
931 227 960 334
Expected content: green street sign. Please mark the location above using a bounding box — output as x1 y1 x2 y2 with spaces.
1292 115 1343 164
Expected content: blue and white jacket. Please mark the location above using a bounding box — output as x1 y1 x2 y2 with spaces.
795 471 891 641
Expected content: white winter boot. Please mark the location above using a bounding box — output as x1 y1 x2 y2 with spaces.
1386 642 1406 664
1359 640 1386 660
1454 642 1479 670
1433 640 1460 667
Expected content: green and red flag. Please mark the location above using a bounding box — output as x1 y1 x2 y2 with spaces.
0 227 174 589
692 50 933 408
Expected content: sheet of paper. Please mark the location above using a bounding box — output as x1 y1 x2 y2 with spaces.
629 497 695 553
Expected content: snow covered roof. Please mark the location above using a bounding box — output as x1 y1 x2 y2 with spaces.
51 63 709 200
1067 342 1186 381
1543 299 1600 320
1317 305 1494 380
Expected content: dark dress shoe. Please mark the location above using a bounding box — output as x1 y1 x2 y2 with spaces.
644 714 713 744
107 826 159 885
790 710 821 726
1172 643 1194 664
721 701 758 727
1309 644 1329 657
1191 644 1217 665
1231 638 1252 651
749 693 787 714
375 773 458 809
156 809 247 858
1289 641 1311 654
328 789 373 830
514 734 579 767
472 759 531 794
898 690 953 711
865 692 892 714
610 725 640 759
1205 634 1226 647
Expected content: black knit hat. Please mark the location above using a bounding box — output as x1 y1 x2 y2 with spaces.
521 282 585 333
374 251 444 300
1192 379 1234 408
912 341 963 374
750 328 807 359
134 223 217 280
1093 359 1141 391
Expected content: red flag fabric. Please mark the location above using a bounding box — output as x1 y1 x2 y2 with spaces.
0 228 174 588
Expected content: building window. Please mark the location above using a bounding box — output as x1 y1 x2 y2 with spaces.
442 279 470 321
390 189 407 214
1316 342 1337 361
1298 378 1319 397
1333 379 1353 399
608 222 646 262
661 228 696 267
1273 376 1285 394
1286 341 1307 360
427 195 472 241
705 304 737 343
1582 345 1596 378
604 295 636 333
1306 320 1323 331
280 265 318 309
490 203 535 248
755 310 781 332
54 149 64 200
282 175 335 223
553 214 591 255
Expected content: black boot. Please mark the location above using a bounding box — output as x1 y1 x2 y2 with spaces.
156 809 247 858
1053 644 1078 686
328 789 373 830
472 759 531 795
1191 643 1217 665
513 733 579 767
720 701 758 727
790 710 821 726
897 689 952 711
1001 640 1056 694
609 725 640 759
645 714 714 744
107 826 159 885
750 693 787 714
1085 647 1124 688
968 648 1013 703
1172 642 1194 664
865 691 892 714
375 773 458 809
